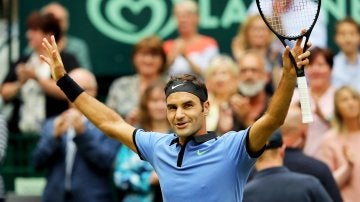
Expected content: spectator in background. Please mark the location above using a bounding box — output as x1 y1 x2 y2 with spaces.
230 50 271 131
0 114 8 202
41 2 92 71
0 12 79 133
232 14 281 92
243 132 332 202
106 35 168 126
291 47 336 156
113 81 168 202
331 17 360 92
163 0 219 77
281 105 342 202
32 69 119 202
204 54 238 134
247 0 328 48
317 86 360 202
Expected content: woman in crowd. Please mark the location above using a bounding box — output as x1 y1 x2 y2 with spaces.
163 0 219 77
113 81 169 202
291 47 336 156
106 36 167 126
0 12 79 133
204 54 238 134
317 86 360 202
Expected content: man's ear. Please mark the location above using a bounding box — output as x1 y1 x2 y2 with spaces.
203 100 210 116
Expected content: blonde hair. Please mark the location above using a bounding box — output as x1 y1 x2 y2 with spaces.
233 15 274 51
174 0 198 14
333 86 360 132
204 54 239 79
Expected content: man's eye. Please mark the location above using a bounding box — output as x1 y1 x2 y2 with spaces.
184 104 193 108
167 106 176 110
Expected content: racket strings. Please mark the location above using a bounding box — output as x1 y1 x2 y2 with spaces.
258 0 319 38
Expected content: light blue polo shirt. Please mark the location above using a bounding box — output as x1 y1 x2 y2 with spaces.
133 128 262 202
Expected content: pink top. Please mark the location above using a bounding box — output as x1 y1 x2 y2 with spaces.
317 129 360 202
163 35 219 75
291 86 336 156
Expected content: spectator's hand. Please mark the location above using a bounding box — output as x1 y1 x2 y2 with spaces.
217 103 234 133
40 35 66 81
21 66 37 80
67 108 86 135
53 112 71 138
175 39 186 57
343 145 354 169
230 94 251 122
125 108 139 126
16 64 31 85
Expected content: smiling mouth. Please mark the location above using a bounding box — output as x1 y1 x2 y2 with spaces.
176 122 187 129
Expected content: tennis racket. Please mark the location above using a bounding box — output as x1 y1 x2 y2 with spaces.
256 0 321 123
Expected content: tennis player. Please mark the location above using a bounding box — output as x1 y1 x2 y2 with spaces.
41 35 310 201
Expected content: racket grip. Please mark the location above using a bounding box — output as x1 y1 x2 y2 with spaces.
296 76 313 123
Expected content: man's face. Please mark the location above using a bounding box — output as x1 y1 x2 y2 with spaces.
238 54 267 97
335 22 360 55
166 92 208 139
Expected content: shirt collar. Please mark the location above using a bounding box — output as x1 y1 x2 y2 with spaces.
169 131 217 146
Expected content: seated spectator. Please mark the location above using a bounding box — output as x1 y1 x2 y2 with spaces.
106 35 168 126
163 0 219 77
331 17 360 92
291 47 336 156
230 50 271 130
281 105 342 202
232 14 281 93
0 12 79 133
204 54 238 134
32 69 119 202
243 132 332 202
113 81 169 202
317 86 360 202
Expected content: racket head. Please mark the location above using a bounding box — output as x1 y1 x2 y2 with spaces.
256 0 321 40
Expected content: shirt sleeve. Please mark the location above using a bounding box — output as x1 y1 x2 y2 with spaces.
223 128 262 169
133 129 164 164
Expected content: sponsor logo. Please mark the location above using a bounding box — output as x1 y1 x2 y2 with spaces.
197 149 209 156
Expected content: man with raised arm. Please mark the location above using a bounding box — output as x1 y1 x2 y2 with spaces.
40 35 310 202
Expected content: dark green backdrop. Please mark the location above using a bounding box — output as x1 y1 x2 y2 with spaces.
18 0 358 94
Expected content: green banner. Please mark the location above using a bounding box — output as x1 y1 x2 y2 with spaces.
19 0 360 77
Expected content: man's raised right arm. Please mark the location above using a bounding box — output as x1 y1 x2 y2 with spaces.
40 36 137 152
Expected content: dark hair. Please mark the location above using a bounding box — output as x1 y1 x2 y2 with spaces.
165 74 208 104
132 35 167 74
335 16 360 34
309 47 334 69
138 81 168 131
27 12 62 40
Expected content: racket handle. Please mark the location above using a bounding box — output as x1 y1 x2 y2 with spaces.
297 76 313 123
